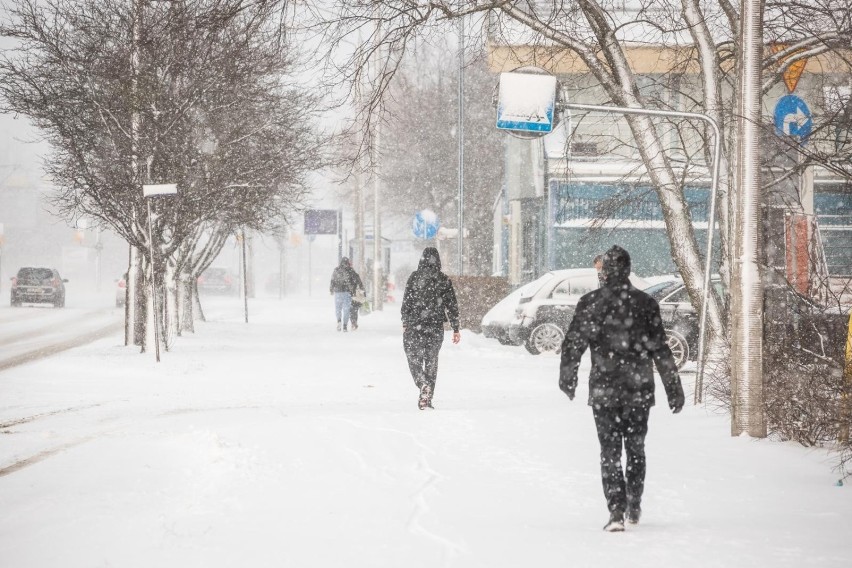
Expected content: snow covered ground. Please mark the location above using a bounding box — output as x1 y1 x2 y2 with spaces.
1 295 850 567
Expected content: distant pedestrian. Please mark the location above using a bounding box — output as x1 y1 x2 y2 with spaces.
329 257 359 332
401 247 461 410
594 254 604 287
559 245 684 532
350 274 366 331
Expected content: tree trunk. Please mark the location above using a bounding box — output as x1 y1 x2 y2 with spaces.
179 270 195 333
162 257 178 351
131 246 146 347
142 254 156 355
193 278 206 323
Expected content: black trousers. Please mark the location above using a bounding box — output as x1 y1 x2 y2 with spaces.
403 326 444 392
350 301 361 325
592 405 650 515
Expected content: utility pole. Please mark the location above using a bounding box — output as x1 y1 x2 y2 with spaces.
457 15 465 276
371 9 383 311
241 229 248 323
372 125 383 311
355 31 367 291
731 0 766 437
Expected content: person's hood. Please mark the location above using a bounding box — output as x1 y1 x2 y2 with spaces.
601 245 631 287
417 247 442 271
339 257 351 268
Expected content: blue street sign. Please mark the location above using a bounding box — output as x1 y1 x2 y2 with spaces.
496 72 557 135
412 210 439 239
304 209 339 235
774 95 812 144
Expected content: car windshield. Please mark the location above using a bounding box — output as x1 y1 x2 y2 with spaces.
658 280 726 304
17 268 54 281
517 273 556 299
551 275 598 298
643 280 681 300
664 287 691 303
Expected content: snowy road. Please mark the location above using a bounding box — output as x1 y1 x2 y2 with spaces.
0 302 123 370
0 295 850 567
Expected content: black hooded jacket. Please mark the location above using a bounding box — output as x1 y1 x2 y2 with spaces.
401 248 460 332
329 259 361 294
559 246 684 409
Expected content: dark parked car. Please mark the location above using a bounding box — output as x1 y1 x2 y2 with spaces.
116 274 127 308
10 267 68 308
643 277 725 369
198 267 237 295
507 268 649 355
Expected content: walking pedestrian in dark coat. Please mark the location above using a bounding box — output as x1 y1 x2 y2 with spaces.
401 247 461 409
329 257 359 332
559 245 685 532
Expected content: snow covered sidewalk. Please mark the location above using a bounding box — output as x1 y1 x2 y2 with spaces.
0 295 850 567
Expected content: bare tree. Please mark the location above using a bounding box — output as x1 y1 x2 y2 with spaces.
0 0 319 349
378 44 503 275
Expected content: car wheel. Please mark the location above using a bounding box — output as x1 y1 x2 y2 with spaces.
11 296 21 307
665 329 689 369
525 323 564 355
54 296 65 308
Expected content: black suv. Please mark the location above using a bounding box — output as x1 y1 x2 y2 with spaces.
10 267 68 307
644 278 726 369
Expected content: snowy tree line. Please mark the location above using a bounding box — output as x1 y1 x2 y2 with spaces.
0 0 319 350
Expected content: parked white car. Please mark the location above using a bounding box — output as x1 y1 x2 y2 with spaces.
481 287 526 345
508 268 649 355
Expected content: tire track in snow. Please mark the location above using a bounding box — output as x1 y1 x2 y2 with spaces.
0 436 96 478
325 416 467 567
0 403 105 430
0 320 123 372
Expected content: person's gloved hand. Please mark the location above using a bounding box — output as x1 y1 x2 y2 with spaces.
669 391 685 414
559 366 575 400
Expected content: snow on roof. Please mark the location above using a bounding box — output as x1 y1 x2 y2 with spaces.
486 0 732 52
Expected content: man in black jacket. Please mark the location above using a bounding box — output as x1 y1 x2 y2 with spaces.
559 245 685 532
401 247 461 409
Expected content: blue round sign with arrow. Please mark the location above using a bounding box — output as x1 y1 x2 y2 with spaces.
412 209 439 239
774 95 812 145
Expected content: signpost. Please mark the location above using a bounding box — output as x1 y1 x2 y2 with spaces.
307 233 316 296
304 209 339 235
496 72 558 136
305 207 343 266
770 44 809 94
142 183 177 362
412 209 440 239
774 95 813 144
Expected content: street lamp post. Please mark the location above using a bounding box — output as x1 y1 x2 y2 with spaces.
457 15 465 276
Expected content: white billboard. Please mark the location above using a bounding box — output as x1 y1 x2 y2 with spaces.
496 72 558 134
